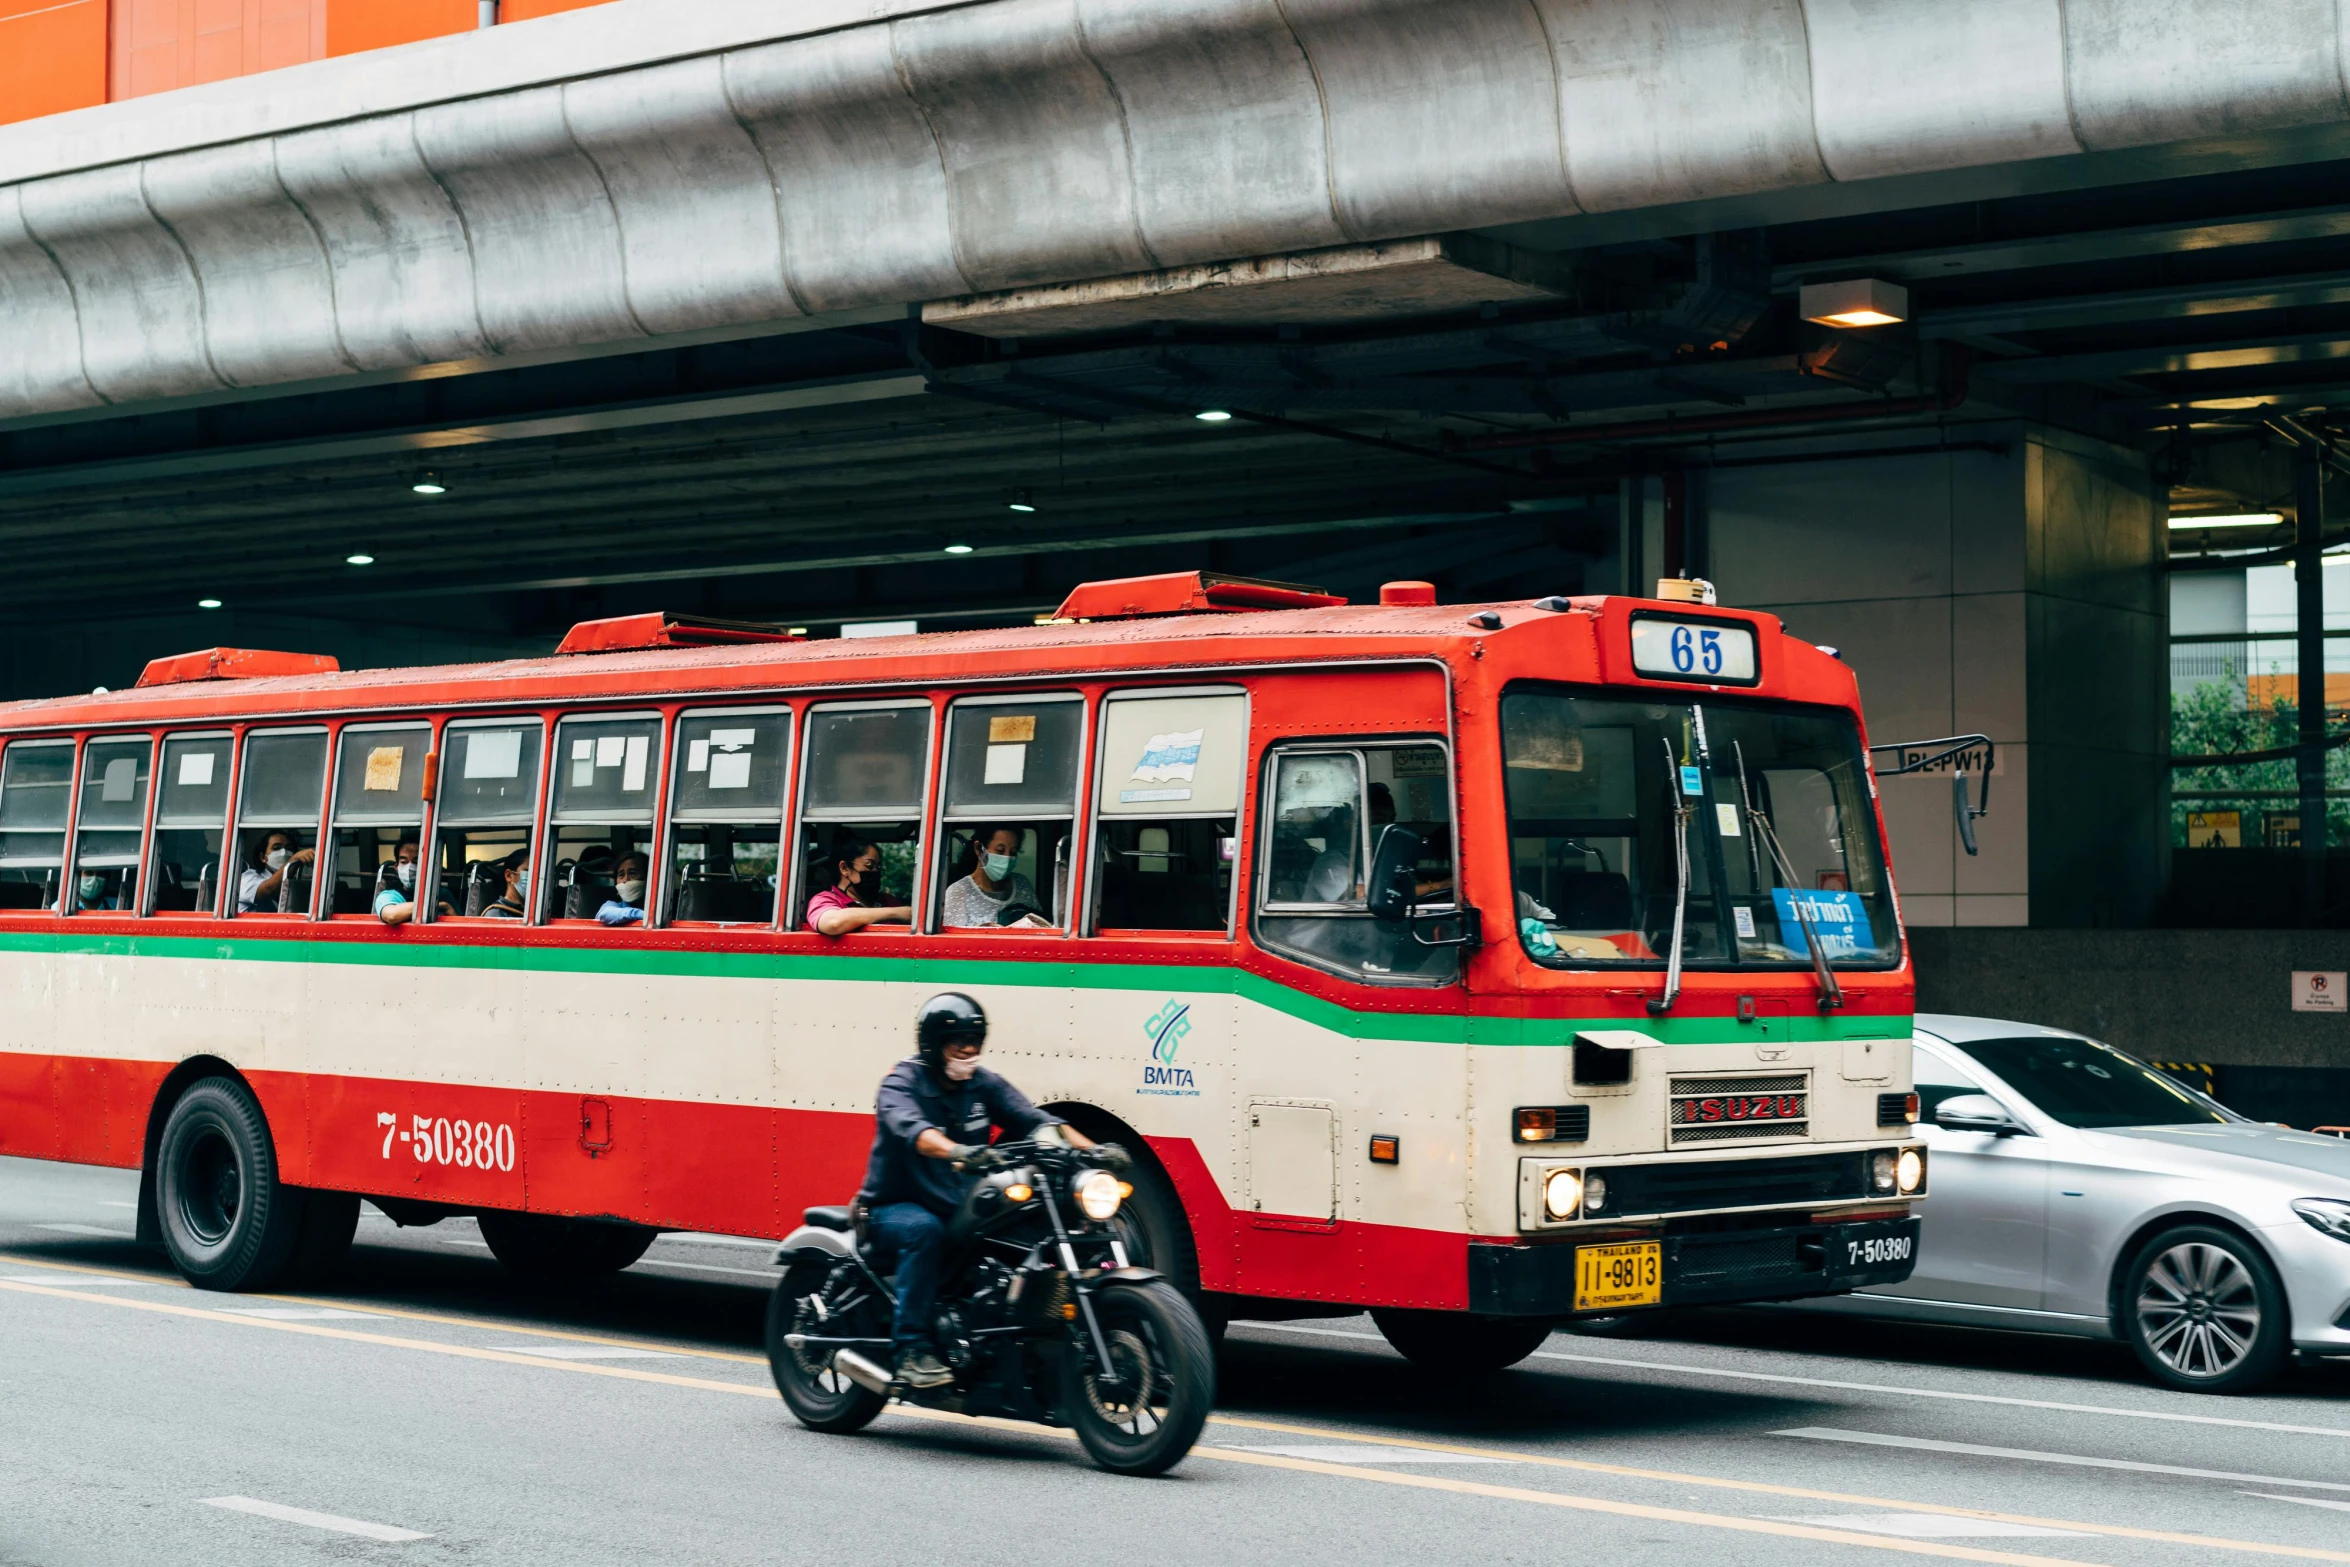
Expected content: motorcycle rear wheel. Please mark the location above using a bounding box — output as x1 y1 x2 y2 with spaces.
767 1260 889 1433
1062 1278 1214 1476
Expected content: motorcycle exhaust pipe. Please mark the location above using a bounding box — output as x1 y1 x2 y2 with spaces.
830 1348 896 1395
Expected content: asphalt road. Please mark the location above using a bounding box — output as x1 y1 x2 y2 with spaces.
5 1154 2349 1567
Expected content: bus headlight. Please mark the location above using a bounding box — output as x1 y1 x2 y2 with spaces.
1871 1150 1898 1193
1075 1170 1123 1221
1896 1147 1926 1195
1543 1167 1584 1220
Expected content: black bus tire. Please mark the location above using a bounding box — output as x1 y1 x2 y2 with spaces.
1371 1309 1553 1373
154 1078 305 1292
477 1211 657 1277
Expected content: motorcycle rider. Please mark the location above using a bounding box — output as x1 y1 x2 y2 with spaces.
860 992 1096 1389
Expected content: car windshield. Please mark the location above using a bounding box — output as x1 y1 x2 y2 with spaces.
1958 1036 2231 1129
1499 687 1898 970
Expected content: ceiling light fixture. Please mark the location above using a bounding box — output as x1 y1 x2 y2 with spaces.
345 553 375 566
1007 488 1036 513
197 598 222 609
410 471 447 495
1798 278 1909 329
943 543 975 555
2169 513 2283 529
1195 408 1233 423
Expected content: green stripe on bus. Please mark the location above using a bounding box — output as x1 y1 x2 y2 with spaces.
0 928 1905 1048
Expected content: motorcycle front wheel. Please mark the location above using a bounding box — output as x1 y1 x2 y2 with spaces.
1061 1278 1215 1476
766 1259 889 1434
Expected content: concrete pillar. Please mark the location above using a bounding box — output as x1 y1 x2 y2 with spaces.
1705 424 2164 929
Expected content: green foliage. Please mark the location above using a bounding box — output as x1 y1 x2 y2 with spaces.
2170 678 2348 847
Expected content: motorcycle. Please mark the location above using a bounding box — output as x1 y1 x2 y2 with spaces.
764 1131 1215 1476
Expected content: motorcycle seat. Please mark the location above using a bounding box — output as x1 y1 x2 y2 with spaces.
803 1205 855 1232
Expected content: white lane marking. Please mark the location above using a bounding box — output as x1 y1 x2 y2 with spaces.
658 1232 780 1251
1764 1514 2096 1540
1236 1444 1511 1465
2244 1492 2350 1514
1230 1321 2350 1442
198 1496 430 1542
214 1308 384 1321
484 1344 678 1361
96 1200 136 1209
34 1223 130 1238
1775 1428 2350 1494
630 1257 778 1280
0 1273 165 1286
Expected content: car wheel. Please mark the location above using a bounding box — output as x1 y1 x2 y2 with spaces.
2121 1225 2290 1394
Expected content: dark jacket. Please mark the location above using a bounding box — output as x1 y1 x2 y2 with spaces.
858 1058 1057 1215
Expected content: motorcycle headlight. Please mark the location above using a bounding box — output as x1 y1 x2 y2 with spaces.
2292 1197 2350 1243
1075 1169 1123 1222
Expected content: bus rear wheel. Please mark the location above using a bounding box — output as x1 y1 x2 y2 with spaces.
1371 1309 1554 1373
155 1077 305 1292
477 1211 657 1277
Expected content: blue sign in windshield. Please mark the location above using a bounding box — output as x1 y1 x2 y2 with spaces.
1771 888 1868 957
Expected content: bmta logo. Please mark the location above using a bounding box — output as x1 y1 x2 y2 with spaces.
1139 1001 1198 1096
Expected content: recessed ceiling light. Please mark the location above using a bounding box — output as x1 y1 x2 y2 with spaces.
1195 409 1233 423
1007 487 1036 513
2169 513 2283 529
345 553 375 566
197 598 222 609
943 543 975 555
1798 278 1909 329
410 471 446 496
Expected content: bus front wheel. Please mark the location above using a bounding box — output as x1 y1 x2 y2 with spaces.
1371 1309 1554 1374
155 1077 306 1292
476 1211 657 1277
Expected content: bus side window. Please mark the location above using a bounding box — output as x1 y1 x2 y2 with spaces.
1255 742 1458 984
1091 691 1243 934
667 708 788 926
0 739 73 912
328 723 430 919
547 713 663 923
150 732 232 914
70 737 151 914
433 721 544 920
935 695 1082 932
796 702 929 932
230 729 329 917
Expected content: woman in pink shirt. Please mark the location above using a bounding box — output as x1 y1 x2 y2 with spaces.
806 840 913 936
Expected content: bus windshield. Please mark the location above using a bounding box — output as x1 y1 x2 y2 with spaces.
1500 687 1897 971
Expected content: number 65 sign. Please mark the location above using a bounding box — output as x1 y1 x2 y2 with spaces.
1629 615 1759 685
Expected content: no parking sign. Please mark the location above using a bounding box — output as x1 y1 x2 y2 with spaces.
2291 971 2348 1013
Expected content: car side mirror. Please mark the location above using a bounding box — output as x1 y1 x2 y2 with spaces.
1934 1093 2026 1136
1366 824 1420 923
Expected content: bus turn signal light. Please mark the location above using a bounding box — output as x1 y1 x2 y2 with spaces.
1368 1134 1399 1164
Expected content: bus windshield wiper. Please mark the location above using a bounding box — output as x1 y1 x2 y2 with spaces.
1734 741 1845 1013
1647 737 1692 1017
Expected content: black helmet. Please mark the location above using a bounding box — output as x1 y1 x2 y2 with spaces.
916 992 988 1076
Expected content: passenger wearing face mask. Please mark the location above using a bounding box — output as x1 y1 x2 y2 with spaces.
597 852 650 927
373 837 451 926
76 870 116 912
940 825 1048 929
805 839 912 936
481 849 531 919
238 830 315 914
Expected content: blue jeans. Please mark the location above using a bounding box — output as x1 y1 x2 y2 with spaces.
866 1201 947 1360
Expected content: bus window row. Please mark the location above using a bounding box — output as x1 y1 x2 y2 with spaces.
0 688 1456 975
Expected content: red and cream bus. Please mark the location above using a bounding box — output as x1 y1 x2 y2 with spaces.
0 571 1924 1367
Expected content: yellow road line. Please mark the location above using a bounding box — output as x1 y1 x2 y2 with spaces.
10 1275 2343 1564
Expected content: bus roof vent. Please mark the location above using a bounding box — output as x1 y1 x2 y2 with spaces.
556 612 805 655
134 647 342 688
1052 571 1345 621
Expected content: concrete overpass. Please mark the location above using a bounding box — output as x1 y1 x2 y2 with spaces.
4 0 2350 1088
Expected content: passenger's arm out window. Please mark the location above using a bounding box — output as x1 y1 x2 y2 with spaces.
798 703 929 934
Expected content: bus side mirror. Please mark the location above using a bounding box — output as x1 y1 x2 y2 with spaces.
1955 773 1979 857
1366 824 1421 923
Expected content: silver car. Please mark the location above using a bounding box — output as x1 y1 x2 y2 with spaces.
1796 1014 2350 1393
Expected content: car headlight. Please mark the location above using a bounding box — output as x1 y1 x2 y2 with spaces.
2292 1197 2350 1243
1543 1167 1583 1220
1896 1147 1926 1195
1074 1169 1123 1222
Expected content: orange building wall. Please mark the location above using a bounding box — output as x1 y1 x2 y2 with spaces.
325 0 474 56
112 0 325 100
0 0 110 125
498 0 608 19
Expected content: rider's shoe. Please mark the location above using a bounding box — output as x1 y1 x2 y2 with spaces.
896 1349 953 1389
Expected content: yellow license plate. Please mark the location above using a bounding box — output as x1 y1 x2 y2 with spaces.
1574 1241 1663 1312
